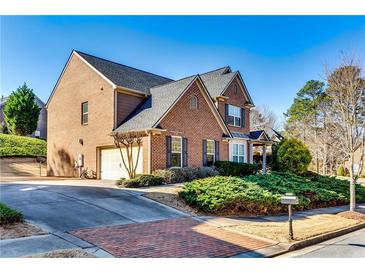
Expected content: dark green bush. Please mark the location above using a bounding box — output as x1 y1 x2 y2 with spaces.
116 174 164 188
272 138 312 175
0 203 23 225
214 161 259 176
153 166 218 184
179 171 365 215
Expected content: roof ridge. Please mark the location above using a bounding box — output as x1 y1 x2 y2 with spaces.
150 74 197 91
74 50 173 82
200 66 231 76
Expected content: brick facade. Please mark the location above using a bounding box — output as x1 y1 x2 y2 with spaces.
47 54 115 177
217 77 250 134
150 81 229 171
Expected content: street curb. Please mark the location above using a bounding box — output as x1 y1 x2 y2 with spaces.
267 222 365 257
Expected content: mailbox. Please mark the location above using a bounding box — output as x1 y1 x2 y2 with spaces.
281 195 299 205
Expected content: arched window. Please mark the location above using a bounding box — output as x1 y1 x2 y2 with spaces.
190 95 198 109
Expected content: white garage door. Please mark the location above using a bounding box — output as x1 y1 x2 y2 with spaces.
101 147 143 180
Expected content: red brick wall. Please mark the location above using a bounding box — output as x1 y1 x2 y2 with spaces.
47 54 116 177
150 81 229 171
116 92 144 127
218 77 250 134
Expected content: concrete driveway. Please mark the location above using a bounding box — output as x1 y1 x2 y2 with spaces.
0 182 187 232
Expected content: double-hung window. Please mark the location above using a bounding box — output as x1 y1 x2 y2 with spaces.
171 136 182 167
206 140 215 166
227 105 241 127
81 102 88 125
232 143 245 163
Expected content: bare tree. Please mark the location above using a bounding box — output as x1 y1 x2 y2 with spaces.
325 56 365 211
250 105 279 131
112 132 144 179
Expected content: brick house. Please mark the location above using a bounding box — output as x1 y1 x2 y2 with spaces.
47 50 272 179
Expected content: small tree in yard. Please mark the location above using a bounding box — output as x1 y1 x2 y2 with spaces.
325 57 365 211
272 138 312 175
112 132 144 179
3 83 41 136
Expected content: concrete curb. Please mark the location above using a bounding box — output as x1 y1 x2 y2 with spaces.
267 222 365 257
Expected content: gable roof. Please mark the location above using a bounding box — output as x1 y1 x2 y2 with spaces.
114 75 231 136
200 67 254 105
75 51 173 95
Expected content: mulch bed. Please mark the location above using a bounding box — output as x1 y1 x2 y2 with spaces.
337 211 365 220
0 222 46 240
26 248 96 258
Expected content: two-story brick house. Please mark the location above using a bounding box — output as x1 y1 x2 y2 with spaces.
47 50 271 179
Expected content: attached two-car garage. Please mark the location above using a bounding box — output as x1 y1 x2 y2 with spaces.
100 147 143 180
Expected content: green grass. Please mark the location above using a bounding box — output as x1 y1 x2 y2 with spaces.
0 133 46 157
0 203 23 225
179 171 365 215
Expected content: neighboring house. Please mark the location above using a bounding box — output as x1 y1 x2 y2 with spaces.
47 50 272 179
0 95 47 139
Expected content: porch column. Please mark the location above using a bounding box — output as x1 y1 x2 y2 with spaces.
249 143 253 164
262 144 267 175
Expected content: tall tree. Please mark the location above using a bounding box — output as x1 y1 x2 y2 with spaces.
3 83 41 136
250 105 279 131
325 59 365 211
285 80 325 172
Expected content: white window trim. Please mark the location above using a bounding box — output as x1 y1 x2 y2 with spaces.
206 139 215 163
228 104 241 127
171 136 183 167
229 140 248 163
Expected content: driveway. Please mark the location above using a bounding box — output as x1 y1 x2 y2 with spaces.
0 182 187 232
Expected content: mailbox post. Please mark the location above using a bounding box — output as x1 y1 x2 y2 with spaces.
281 193 299 240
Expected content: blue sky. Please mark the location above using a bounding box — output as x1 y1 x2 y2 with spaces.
1 16 364 125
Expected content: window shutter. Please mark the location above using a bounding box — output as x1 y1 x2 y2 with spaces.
182 138 188 167
241 108 246 128
215 141 219 162
166 136 172 168
225 104 229 122
202 139 207 166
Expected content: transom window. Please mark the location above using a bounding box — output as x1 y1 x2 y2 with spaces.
206 140 215 166
227 105 241 127
190 95 198 109
232 143 245 163
81 102 88 125
171 136 182 167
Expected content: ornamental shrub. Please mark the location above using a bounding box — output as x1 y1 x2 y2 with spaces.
214 161 259 176
116 174 164 188
337 165 345 176
272 138 312 175
153 166 218 184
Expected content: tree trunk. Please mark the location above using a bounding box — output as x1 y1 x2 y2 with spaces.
349 155 356 212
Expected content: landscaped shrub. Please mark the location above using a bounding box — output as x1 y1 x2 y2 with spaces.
272 138 312 175
214 161 259 176
0 133 46 157
116 174 164 188
337 165 345 176
0 203 23 225
153 166 218 184
179 171 365 215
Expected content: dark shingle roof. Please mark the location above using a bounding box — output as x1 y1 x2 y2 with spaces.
200 68 236 98
231 132 251 139
76 51 173 94
114 75 197 132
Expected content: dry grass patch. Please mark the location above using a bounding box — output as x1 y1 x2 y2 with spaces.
143 185 198 215
26 248 96 258
0 222 46 240
226 214 364 243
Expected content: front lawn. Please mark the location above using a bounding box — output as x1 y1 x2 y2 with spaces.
0 203 23 225
180 172 365 215
0 133 46 157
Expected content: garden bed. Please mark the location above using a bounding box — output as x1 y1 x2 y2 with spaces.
0 222 46 240
179 172 365 215
26 248 96 258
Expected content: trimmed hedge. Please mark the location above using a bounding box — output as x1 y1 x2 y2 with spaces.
214 161 259 176
0 203 23 225
153 166 219 184
179 171 365 215
117 174 164 188
0 133 46 157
